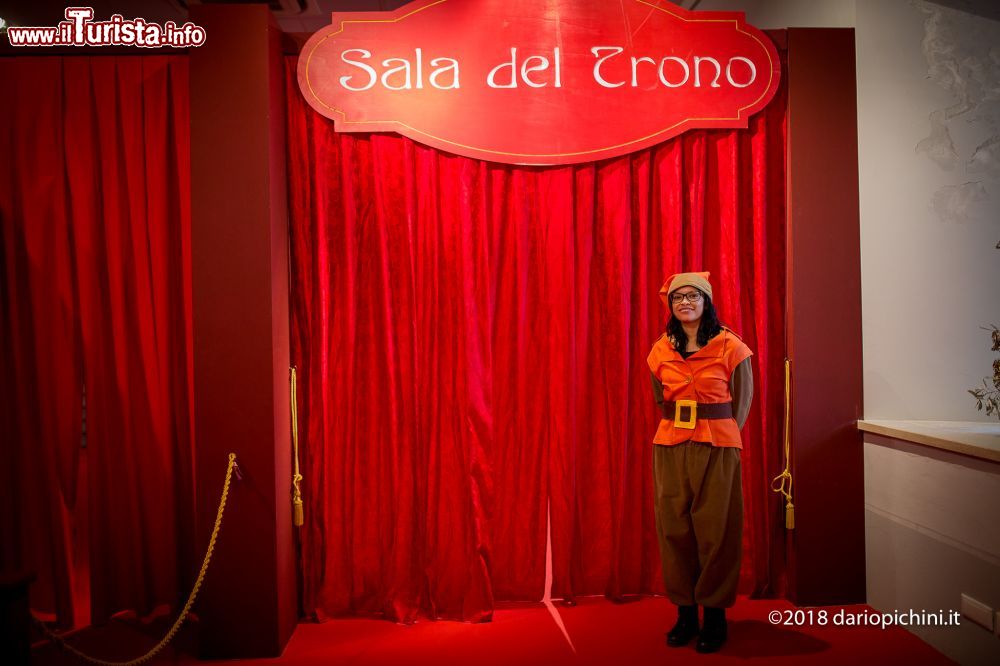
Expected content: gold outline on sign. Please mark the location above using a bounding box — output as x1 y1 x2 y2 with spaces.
302 0 777 160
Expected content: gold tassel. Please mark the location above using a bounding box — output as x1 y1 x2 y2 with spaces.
771 358 795 530
290 367 304 528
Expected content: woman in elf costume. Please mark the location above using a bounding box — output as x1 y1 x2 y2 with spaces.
647 271 753 654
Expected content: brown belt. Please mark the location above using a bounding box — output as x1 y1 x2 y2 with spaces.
661 400 733 420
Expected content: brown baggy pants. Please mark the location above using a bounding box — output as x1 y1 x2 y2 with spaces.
653 441 743 608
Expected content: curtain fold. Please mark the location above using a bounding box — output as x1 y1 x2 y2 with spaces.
287 44 787 622
0 58 80 624
0 56 193 626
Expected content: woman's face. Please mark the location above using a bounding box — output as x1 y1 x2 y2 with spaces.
670 287 704 324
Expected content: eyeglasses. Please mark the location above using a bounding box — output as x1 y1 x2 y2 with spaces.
670 291 703 305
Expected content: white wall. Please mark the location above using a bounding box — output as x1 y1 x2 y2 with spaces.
695 0 855 28
857 0 1000 422
865 437 1000 665
856 4 1000 661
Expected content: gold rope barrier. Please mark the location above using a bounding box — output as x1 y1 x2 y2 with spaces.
290 367 304 527
33 453 239 666
771 359 795 529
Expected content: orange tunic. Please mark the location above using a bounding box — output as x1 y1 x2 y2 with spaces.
646 328 753 448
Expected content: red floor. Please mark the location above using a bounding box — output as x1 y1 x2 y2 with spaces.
32 595 956 665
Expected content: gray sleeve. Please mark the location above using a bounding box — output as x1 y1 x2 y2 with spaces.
651 371 665 411
730 357 754 429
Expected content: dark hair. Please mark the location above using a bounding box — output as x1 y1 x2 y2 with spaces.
666 290 724 351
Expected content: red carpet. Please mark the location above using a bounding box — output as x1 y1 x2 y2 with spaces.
32 596 956 665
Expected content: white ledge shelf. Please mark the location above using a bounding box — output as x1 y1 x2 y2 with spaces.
858 419 1000 464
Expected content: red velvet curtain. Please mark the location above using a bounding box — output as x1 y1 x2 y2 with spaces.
0 56 194 626
287 49 787 623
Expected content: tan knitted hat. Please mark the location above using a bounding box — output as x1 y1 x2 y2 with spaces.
658 271 713 307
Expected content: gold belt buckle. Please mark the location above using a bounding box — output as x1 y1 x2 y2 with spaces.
674 399 697 429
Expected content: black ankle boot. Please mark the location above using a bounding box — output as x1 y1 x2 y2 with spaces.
666 604 699 647
696 606 727 653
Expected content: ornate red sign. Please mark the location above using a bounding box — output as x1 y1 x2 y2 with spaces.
298 0 781 165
